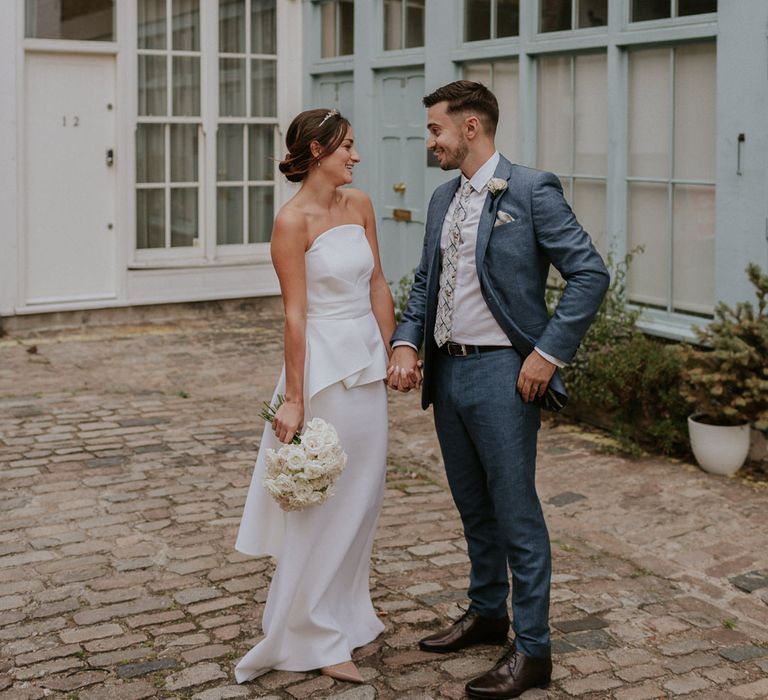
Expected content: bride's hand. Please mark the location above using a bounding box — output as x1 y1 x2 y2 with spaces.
273 400 303 444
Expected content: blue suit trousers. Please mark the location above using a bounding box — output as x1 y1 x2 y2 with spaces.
432 346 551 658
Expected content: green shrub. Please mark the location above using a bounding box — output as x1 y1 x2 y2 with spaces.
549 248 691 456
679 264 768 430
390 271 415 324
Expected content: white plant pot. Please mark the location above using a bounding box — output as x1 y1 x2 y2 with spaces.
688 415 751 476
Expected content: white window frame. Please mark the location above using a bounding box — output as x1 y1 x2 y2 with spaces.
134 0 205 262
216 0 278 257
626 42 716 317
536 52 608 213
132 0 282 267
383 0 425 52
537 0 608 34
627 0 718 26
317 0 354 59
464 0 520 43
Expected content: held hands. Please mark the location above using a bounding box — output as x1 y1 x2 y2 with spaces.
517 352 557 402
386 346 423 393
272 399 303 444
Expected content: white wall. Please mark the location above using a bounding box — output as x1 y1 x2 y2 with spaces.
0 3 18 316
715 0 768 306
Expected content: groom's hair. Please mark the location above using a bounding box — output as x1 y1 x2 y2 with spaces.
423 81 499 137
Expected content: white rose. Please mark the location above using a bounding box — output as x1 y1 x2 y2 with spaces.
279 445 306 471
302 434 324 456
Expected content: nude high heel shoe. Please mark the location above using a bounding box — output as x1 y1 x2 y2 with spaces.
320 661 364 683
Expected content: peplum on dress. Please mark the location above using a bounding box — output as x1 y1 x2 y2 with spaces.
234 224 389 683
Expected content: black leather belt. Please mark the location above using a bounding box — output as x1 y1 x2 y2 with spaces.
439 342 510 357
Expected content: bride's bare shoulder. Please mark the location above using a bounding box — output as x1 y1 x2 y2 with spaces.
273 206 309 236
340 188 373 219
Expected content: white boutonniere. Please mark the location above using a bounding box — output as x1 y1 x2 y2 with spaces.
487 178 508 198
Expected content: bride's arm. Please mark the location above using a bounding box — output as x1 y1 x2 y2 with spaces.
357 192 396 354
270 211 308 443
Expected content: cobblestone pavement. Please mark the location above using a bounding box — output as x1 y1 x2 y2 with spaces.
1 303 768 700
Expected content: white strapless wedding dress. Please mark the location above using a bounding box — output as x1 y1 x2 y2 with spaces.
234 224 389 683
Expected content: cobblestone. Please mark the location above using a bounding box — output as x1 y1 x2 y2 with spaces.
2 307 768 698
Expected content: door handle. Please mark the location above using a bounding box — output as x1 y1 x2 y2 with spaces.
106 149 114 166
393 182 406 194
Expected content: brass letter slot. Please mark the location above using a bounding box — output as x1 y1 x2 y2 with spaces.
393 208 412 222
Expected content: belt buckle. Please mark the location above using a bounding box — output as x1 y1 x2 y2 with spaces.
449 342 468 357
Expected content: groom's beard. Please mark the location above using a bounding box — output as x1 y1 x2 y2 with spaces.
438 137 469 171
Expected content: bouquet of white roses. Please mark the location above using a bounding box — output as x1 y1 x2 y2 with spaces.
259 396 347 511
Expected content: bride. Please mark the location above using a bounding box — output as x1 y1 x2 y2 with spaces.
234 108 399 684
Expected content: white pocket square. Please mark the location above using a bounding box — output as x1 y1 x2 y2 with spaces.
494 211 515 227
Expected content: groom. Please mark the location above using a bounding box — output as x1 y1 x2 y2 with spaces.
388 81 609 698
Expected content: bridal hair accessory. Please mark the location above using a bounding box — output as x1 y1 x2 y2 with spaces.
260 395 348 511
487 178 508 198
319 109 339 127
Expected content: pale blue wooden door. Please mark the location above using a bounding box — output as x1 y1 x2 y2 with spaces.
313 72 354 123
375 68 426 283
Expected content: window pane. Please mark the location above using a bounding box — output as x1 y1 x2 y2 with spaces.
678 0 717 15
251 59 277 117
339 1 354 55
673 185 714 314
573 179 607 255
217 125 244 181
628 182 669 308
249 187 274 243
220 58 246 117
320 2 336 58
136 124 164 183
674 43 715 181
631 0 670 22
252 0 277 54
217 187 244 244
464 62 491 85
577 0 607 27
137 189 165 248
171 187 197 246
497 0 520 37
249 125 274 181
628 48 669 178
384 0 402 50
541 0 572 32
405 1 425 49
138 54 167 116
494 60 519 163
465 0 491 41
172 56 200 116
574 53 607 176
172 0 199 51
138 0 165 49
171 124 198 182
25 0 114 41
537 56 572 174
219 0 245 54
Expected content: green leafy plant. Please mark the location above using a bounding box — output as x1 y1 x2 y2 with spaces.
390 271 415 324
679 264 768 430
548 247 691 456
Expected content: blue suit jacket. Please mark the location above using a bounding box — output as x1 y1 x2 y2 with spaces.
391 155 610 410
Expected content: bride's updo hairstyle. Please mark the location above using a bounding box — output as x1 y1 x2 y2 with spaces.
278 108 351 183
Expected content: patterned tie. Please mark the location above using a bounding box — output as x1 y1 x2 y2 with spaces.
434 181 473 348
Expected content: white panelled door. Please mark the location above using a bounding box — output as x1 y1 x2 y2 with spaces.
24 52 116 305
376 69 425 284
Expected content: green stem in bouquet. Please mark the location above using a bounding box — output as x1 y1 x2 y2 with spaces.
259 394 302 445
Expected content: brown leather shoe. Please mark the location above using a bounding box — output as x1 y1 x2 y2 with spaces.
418 610 509 653
465 648 552 699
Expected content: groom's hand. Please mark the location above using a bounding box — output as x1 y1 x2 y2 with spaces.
387 346 422 393
517 352 557 403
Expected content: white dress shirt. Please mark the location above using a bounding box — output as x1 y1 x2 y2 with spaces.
395 152 564 367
